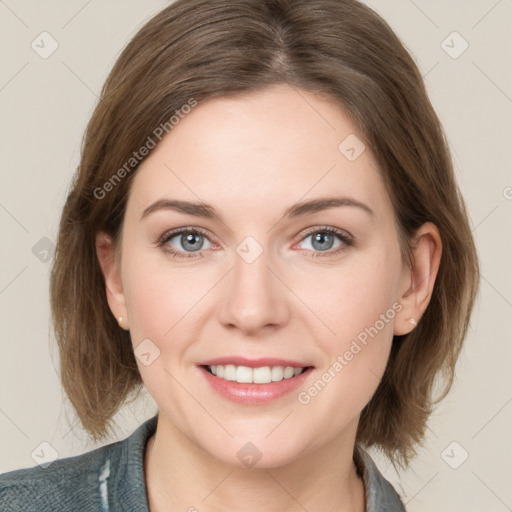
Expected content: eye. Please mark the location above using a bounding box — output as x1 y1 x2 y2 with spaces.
157 227 214 259
295 226 353 257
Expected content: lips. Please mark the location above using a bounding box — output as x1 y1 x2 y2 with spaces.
197 357 313 404
199 356 309 368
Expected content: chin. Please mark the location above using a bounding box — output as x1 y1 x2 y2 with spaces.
197 432 311 470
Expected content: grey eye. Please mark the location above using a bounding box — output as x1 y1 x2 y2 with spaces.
168 231 213 252
299 231 343 252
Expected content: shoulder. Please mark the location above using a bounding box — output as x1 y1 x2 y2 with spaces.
354 445 407 512
0 415 158 512
0 442 115 511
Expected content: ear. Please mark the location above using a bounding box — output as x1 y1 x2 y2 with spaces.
394 222 442 335
95 231 129 330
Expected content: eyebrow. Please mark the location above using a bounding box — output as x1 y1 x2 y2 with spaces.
140 196 375 222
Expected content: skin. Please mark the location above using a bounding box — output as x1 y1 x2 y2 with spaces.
96 83 441 512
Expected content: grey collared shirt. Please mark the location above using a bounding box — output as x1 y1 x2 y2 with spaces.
1 415 406 511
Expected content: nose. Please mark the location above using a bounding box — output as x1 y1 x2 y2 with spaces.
217 245 291 336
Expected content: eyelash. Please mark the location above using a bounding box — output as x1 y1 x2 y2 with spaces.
156 226 353 260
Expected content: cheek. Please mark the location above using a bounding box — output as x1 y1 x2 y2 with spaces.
294 243 401 407
120 252 213 418
294 241 402 345
122 250 216 343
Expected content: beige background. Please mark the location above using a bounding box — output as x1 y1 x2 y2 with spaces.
1 1 511 510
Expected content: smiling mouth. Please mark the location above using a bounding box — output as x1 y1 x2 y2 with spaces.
202 364 312 384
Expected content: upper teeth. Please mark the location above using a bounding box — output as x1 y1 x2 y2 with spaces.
209 365 304 384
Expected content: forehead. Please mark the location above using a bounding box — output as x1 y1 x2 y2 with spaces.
127 85 391 221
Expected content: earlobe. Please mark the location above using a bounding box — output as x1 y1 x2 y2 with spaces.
95 231 129 329
394 222 442 335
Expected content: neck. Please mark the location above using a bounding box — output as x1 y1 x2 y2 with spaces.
144 415 366 512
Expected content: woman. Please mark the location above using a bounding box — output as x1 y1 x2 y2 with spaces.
0 0 479 510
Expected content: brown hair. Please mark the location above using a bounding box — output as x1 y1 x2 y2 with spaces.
50 0 479 469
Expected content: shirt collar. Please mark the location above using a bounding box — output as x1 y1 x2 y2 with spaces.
353 444 406 511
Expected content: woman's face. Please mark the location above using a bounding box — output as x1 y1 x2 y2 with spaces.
117 84 410 467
